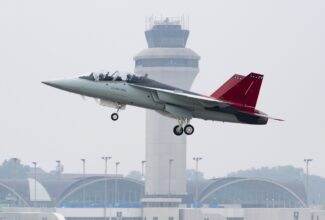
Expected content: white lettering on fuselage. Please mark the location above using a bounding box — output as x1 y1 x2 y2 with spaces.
110 86 126 92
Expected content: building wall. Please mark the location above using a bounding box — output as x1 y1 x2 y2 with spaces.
3 207 325 220
184 208 325 220
56 208 141 219
0 212 65 220
244 208 309 220
311 210 325 220
179 209 226 220
143 207 179 220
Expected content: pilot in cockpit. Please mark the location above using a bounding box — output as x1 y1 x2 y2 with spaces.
104 72 113 81
99 73 105 81
126 73 132 81
92 72 99 81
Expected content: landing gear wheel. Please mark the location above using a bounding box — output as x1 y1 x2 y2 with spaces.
173 125 184 136
184 124 194 135
111 113 119 121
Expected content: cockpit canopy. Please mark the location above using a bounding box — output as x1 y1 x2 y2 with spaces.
79 71 148 83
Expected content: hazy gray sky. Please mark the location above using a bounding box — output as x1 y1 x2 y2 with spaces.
0 0 324 178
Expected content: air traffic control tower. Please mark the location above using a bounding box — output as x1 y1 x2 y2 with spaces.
134 17 200 197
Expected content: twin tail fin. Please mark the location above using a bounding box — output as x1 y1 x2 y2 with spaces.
211 72 263 108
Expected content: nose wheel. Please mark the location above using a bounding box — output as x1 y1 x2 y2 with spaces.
111 113 119 121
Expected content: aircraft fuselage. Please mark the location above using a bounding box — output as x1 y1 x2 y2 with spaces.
44 77 267 125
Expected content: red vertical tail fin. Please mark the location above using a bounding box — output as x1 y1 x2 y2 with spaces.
211 74 245 99
213 72 264 108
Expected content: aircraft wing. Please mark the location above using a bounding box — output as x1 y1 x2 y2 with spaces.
130 83 284 121
129 83 228 109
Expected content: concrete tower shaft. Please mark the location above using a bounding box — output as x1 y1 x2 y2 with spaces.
134 16 200 196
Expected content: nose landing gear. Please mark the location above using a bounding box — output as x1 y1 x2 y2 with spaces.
110 103 123 121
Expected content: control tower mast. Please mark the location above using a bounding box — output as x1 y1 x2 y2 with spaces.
134 16 200 196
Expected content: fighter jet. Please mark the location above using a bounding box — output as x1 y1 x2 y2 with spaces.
43 71 282 135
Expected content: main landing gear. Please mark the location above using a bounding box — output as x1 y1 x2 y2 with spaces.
173 118 194 136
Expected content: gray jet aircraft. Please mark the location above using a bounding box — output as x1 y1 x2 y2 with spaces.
43 71 282 136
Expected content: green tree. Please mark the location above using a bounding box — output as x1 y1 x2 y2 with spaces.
0 158 30 178
228 165 304 182
126 170 142 181
186 169 205 182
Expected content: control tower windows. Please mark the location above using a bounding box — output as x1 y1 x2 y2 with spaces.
135 58 198 68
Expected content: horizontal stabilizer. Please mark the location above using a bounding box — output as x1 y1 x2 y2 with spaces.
267 116 284 121
253 112 284 121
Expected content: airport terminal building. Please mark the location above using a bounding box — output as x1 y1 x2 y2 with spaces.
2 173 324 220
0 175 308 209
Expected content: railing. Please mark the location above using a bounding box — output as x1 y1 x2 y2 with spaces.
145 15 189 30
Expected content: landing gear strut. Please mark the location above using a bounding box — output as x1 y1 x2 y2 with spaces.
173 118 194 136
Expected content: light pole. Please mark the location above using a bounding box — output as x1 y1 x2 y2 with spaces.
56 160 61 201
304 158 313 207
81 159 86 208
168 159 174 196
141 160 146 198
193 157 202 208
141 160 146 181
272 198 275 208
12 158 19 206
115 162 120 207
32 162 37 207
102 156 111 220
56 160 61 171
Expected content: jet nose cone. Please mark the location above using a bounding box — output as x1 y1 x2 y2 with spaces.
42 80 67 90
42 80 56 87
42 79 82 94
